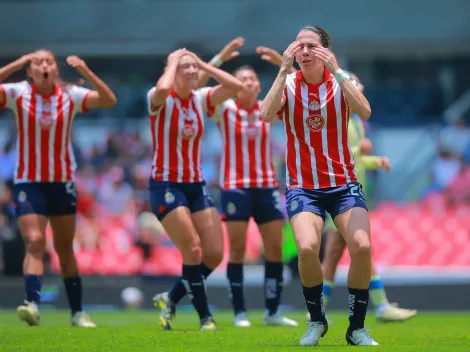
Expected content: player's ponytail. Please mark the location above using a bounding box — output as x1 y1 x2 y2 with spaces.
299 25 331 48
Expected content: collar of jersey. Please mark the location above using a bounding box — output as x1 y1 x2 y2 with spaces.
30 83 60 98
296 67 331 88
234 99 260 115
170 89 194 105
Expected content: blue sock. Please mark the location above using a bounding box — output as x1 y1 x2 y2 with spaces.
227 262 245 315
169 263 214 305
182 264 211 320
24 275 42 305
63 276 82 316
265 260 283 316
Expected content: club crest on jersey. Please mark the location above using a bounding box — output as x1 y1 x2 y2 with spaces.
309 100 320 111
246 124 259 139
164 192 175 204
39 112 53 129
18 191 27 203
227 202 236 215
182 119 195 139
306 114 325 132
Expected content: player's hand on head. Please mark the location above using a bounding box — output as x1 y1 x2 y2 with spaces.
256 46 283 67
359 138 373 154
167 48 188 65
18 53 36 67
378 157 391 171
66 56 88 70
312 47 340 73
219 37 244 62
282 41 302 69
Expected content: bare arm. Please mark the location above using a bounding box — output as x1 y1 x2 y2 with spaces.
194 56 243 106
66 56 117 109
150 49 186 110
260 41 301 122
312 47 371 120
337 75 371 120
0 54 34 106
197 37 244 89
260 68 288 123
256 46 297 74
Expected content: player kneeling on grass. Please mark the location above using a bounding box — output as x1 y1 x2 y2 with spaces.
188 37 298 328
0 50 117 327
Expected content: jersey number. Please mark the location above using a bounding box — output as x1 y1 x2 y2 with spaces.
65 182 77 198
348 183 363 198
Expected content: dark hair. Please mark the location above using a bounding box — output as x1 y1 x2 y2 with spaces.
27 49 85 90
232 65 257 77
299 25 331 48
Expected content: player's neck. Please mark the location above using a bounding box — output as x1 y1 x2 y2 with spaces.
173 85 192 100
301 67 324 85
238 98 257 110
33 83 55 96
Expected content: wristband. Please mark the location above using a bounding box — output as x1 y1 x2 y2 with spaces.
333 68 348 83
209 55 223 68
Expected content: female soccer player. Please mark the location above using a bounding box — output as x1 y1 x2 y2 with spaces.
257 50 418 323
0 50 117 327
195 39 298 328
260 26 378 346
149 48 242 331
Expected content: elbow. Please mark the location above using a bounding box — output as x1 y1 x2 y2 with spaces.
155 82 172 95
357 104 372 120
259 108 274 123
105 94 118 108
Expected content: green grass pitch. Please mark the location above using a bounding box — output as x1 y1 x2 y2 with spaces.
1 310 469 351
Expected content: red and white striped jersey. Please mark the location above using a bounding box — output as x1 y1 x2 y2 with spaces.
209 99 277 189
0 81 90 184
147 87 214 183
279 68 357 190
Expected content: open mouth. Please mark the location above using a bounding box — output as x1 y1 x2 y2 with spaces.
302 59 312 64
43 72 49 79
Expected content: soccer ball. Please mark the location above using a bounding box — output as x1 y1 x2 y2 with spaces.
121 287 144 309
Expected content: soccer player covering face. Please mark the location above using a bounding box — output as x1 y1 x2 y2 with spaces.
149 49 243 331
257 52 418 323
260 26 378 346
0 50 117 327
196 38 298 328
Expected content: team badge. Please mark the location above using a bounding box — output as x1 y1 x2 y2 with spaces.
18 191 27 203
309 100 320 111
306 114 325 132
227 202 236 215
290 200 298 212
164 192 175 204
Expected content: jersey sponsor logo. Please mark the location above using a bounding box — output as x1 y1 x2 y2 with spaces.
164 192 175 204
182 118 196 139
306 114 325 132
246 124 259 139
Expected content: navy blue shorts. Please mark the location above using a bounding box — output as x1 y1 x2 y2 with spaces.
149 180 215 221
285 182 368 221
13 182 78 217
221 187 285 224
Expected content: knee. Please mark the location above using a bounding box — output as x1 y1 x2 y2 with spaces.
25 233 46 255
182 236 203 263
203 247 224 269
349 235 371 259
297 243 320 260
